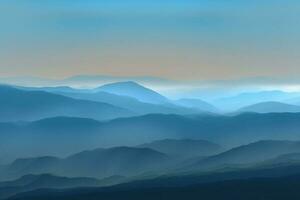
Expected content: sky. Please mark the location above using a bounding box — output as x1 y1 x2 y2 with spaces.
0 0 299 81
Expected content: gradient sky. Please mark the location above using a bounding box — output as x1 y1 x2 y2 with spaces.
0 0 299 80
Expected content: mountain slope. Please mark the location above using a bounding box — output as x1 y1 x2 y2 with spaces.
189 140 300 171
214 90 300 111
101 113 300 146
0 85 133 122
96 81 169 104
174 98 217 112
62 146 169 178
2 113 300 164
0 174 101 199
0 117 104 164
55 91 201 115
1 147 170 180
138 139 223 158
238 101 300 113
9 174 300 200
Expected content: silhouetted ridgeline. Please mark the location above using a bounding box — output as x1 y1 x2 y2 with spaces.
3 140 300 182
8 174 300 200
2 82 300 200
0 85 133 122
2 112 300 164
0 174 102 199
0 147 169 180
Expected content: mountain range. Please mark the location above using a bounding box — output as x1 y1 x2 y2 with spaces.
187 140 300 171
3 139 300 199
8 82 300 115
53 91 202 115
0 75 175 88
0 174 101 199
238 101 300 113
0 147 169 180
173 98 218 112
214 90 300 111
8 167 300 200
2 112 300 163
4 139 300 181
95 81 170 104
0 85 133 122
13 83 212 115
138 139 223 158
3 77 300 200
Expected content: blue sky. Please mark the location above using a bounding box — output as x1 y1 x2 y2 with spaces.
0 0 299 80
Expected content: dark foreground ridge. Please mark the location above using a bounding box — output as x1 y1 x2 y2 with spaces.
8 174 300 200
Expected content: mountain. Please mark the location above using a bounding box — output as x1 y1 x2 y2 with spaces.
189 140 300 171
1 147 170 180
239 101 300 113
14 86 83 93
0 117 104 164
9 174 300 200
6 139 300 182
138 139 224 158
6 162 300 200
54 91 202 115
0 85 133 122
174 98 218 112
63 75 175 86
0 75 175 88
0 174 101 199
0 76 56 87
117 162 300 189
99 113 300 147
2 113 300 164
62 147 169 177
6 141 300 199
285 96 300 105
9 84 205 115
96 81 169 104
258 152 300 167
5 156 61 178
214 90 300 111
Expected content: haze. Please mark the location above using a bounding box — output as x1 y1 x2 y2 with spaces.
0 0 299 80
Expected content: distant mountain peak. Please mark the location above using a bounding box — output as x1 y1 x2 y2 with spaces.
97 81 169 104
98 81 152 90
109 81 140 86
